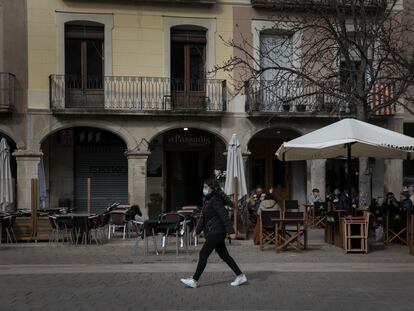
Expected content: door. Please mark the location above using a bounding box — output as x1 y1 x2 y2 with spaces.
65 23 104 108
250 138 290 200
166 151 201 211
171 26 206 110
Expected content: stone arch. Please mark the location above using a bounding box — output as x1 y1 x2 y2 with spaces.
246 125 304 148
34 119 137 152
0 125 23 148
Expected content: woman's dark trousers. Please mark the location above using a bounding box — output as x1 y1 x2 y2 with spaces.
193 233 242 281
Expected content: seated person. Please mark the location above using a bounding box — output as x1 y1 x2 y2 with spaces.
382 192 399 212
256 193 280 215
400 191 413 210
308 188 322 205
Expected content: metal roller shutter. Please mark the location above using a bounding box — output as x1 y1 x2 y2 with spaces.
74 145 128 213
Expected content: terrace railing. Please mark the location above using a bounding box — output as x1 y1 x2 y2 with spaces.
50 75 227 113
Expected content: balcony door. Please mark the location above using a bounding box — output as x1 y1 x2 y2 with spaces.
260 32 293 112
65 22 104 108
171 26 206 110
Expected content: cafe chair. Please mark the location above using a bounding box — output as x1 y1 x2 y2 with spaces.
384 208 409 245
108 211 127 240
277 211 308 252
283 200 299 212
4 215 17 244
48 216 73 245
159 213 187 255
313 202 327 228
259 210 281 251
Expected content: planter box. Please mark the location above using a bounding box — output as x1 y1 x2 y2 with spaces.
14 216 52 241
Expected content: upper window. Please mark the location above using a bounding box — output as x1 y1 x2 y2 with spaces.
171 25 207 91
259 31 293 83
65 21 104 91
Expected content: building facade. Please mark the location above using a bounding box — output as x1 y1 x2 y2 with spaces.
2 0 407 217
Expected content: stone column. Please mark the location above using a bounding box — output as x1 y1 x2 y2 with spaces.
13 150 43 210
309 159 326 199
384 159 403 196
384 117 404 198
126 150 151 219
242 151 251 191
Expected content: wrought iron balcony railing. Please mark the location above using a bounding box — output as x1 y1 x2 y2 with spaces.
0 72 16 112
245 80 352 115
50 75 227 114
245 80 395 116
251 0 388 11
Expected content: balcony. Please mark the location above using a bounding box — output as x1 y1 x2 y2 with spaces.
251 0 388 11
245 80 395 116
49 75 227 115
0 73 16 112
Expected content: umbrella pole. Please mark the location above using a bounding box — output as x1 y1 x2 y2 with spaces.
347 143 352 213
232 177 238 237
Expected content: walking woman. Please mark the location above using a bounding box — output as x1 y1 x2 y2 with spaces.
180 179 247 288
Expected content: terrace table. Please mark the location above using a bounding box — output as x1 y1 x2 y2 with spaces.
55 213 95 244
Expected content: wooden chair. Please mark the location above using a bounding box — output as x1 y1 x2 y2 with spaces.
384 208 408 245
283 200 299 212
313 202 327 228
276 211 308 252
259 209 281 251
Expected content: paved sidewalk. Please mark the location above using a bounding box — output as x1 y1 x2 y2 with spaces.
0 229 413 311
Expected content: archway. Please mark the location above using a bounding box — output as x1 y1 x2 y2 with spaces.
247 127 305 202
147 127 227 217
41 127 128 212
0 132 17 211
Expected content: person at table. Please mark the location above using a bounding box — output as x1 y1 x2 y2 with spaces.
400 191 413 210
308 188 322 205
180 179 247 288
247 190 258 225
338 189 357 214
382 192 399 211
256 192 280 215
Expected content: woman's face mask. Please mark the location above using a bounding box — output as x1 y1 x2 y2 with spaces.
203 188 209 197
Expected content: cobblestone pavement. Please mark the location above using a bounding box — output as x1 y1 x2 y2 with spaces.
0 229 413 311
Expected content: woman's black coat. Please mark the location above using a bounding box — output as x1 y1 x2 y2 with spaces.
196 192 234 237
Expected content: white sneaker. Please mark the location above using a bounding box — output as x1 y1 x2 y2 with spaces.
180 277 199 288
231 274 247 286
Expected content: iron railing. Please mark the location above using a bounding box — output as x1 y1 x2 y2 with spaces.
50 75 227 113
251 0 389 10
245 80 351 114
0 72 16 112
245 80 396 116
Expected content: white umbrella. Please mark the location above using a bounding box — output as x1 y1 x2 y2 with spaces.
276 118 414 209
276 118 414 161
224 133 247 200
0 138 14 212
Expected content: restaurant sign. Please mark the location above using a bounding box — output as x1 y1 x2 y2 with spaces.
166 134 212 146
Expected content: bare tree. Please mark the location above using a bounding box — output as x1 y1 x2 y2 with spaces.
214 0 414 202
215 0 414 120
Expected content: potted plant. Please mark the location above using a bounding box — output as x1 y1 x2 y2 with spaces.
148 193 163 220
324 102 334 113
282 103 290 112
296 104 306 112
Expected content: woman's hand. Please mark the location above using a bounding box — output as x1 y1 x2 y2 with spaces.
229 233 236 240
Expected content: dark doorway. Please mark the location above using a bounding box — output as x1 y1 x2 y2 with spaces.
164 129 217 211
